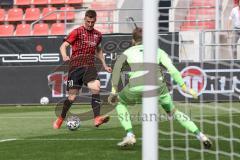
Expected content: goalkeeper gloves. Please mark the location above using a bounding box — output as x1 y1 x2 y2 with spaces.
181 84 198 99
107 86 118 105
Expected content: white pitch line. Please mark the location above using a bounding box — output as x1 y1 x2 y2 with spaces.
2 138 201 141
0 138 17 143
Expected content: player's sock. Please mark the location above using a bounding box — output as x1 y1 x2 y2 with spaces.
61 99 73 119
127 131 134 137
173 110 199 133
116 102 133 131
91 94 101 118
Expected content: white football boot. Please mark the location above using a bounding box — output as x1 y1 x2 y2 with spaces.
117 134 136 147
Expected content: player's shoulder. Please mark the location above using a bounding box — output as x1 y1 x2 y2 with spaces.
123 45 142 55
157 47 168 54
69 26 83 34
93 28 102 36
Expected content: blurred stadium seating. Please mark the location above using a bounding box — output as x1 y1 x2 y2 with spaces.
32 23 49 35
7 7 23 22
50 22 65 35
24 7 41 21
0 0 116 36
15 23 31 36
180 0 215 30
0 24 14 36
15 0 31 6
42 7 57 21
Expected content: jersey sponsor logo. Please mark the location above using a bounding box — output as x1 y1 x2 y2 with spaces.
0 53 60 63
179 66 207 98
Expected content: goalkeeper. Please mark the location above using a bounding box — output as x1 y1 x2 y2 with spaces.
108 27 212 149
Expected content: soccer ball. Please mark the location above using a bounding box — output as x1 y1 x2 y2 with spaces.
40 97 49 105
66 116 80 131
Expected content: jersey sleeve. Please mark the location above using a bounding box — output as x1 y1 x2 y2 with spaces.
111 53 128 92
97 33 102 47
64 29 78 44
158 49 184 86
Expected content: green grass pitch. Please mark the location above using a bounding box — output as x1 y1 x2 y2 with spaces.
0 102 239 160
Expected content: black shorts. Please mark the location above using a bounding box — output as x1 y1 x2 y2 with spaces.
67 67 99 91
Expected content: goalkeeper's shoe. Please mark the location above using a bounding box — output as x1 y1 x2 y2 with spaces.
197 132 212 149
117 134 136 147
53 116 64 129
94 115 110 127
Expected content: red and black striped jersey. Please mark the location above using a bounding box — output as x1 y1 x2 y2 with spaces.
65 26 102 71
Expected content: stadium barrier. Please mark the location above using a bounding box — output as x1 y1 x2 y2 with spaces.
0 34 239 105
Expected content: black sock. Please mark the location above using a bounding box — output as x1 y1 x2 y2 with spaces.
61 99 73 119
91 94 101 118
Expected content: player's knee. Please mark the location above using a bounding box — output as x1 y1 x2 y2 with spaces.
88 81 100 94
68 95 76 101
90 86 100 94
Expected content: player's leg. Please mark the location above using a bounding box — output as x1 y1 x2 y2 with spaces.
53 68 82 129
53 89 79 129
87 79 110 127
85 66 109 127
159 92 212 149
115 85 140 146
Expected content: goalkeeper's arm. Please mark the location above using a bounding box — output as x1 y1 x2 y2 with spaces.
111 54 128 93
108 54 127 105
159 50 198 99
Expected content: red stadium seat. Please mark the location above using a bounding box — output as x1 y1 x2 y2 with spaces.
59 6 75 20
24 7 41 21
15 0 31 5
50 0 65 5
33 23 49 35
42 7 57 20
15 24 31 36
50 23 65 35
7 8 23 22
65 0 83 4
0 9 5 22
91 2 115 9
0 24 14 36
32 0 49 5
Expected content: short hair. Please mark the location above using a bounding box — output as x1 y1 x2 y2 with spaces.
85 10 97 18
132 27 142 43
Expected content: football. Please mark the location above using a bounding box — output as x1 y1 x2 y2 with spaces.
66 116 80 131
40 97 49 105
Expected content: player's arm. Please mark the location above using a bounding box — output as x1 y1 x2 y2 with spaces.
60 29 77 61
108 54 127 105
96 46 112 73
60 41 70 61
159 50 184 86
159 50 197 98
111 54 127 93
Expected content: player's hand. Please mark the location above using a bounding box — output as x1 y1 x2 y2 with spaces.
104 66 112 73
108 93 118 105
62 55 70 61
181 84 198 99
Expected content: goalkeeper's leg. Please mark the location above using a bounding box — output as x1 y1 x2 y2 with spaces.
159 93 212 149
114 85 140 147
115 102 136 147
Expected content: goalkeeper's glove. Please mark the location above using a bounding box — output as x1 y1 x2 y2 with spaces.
107 87 118 105
181 84 198 99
